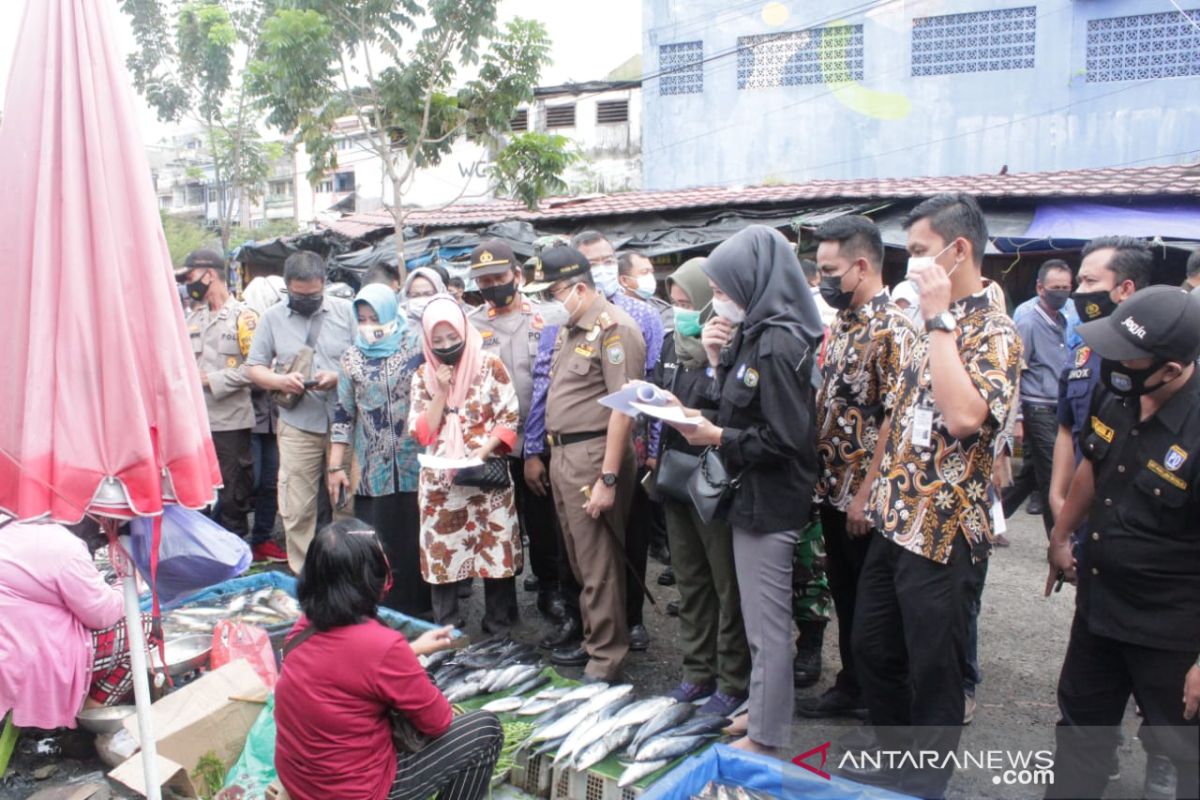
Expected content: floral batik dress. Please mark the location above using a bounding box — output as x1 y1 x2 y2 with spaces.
408 353 522 584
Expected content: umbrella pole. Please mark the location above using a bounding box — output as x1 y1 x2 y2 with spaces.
122 572 162 800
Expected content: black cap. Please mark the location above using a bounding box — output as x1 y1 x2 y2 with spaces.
468 241 516 278
520 245 590 294
1077 285 1200 364
177 248 225 281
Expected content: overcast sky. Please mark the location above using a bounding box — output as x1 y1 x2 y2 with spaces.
0 0 641 143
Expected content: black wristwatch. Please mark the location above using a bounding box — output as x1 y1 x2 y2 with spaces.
601 472 618 488
925 311 957 334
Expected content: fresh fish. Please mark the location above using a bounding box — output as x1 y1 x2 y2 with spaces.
553 698 634 767
445 680 487 703
665 714 732 738
516 698 557 717
530 697 587 725
634 733 716 763
610 696 678 728
531 685 569 700
617 759 671 788
559 682 609 703
533 685 634 743
266 589 301 618
575 724 634 771
225 595 248 614
628 703 696 756
250 588 273 604
170 607 228 619
530 736 568 758
484 663 542 693
505 672 551 698
421 649 455 671
481 696 526 713
565 718 624 768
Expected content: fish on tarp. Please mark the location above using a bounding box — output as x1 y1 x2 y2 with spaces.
266 589 301 618
528 697 586 724
482 663 543 693
533 685 634 743
558 682 609 703
690 781 777 800
610 697 677 729
627 703 697 757
481 696 526 713
663 714 732 738
617 758 671 788
575 723 637 771
505 672 551 698
634 733 717 763
552 697 635 766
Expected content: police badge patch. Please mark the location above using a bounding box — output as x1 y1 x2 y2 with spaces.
1165 445 1188 472
606 344 625 365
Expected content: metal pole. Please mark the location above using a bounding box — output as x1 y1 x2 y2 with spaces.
122 571 162 800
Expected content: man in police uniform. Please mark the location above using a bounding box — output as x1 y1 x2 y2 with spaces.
178 249 260 545
1046 286 1200 799
525 246 646 681
468 240 566 622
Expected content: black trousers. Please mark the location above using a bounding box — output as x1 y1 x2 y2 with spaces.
852 533 987 798
1001 402 1058 536
431 579 518 632
510 456 560 592
356 492 431 618
1046 614 1199 799
819 506 873 697
624 470 654 627
387 712 504 800
211 429 253 537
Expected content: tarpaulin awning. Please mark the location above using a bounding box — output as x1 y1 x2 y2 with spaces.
1020 200 1200 242
871 204 1037 254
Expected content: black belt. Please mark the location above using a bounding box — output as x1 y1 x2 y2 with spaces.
546 430 606 448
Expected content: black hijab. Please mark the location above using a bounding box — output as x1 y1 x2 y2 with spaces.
702 225 823 342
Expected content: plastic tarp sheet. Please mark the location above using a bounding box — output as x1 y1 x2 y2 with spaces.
871 203 1036 255
127 506 251 604
1021 201 1200 242
641 744 916 800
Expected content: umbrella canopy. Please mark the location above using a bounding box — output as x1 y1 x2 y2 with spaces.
0 0 221 522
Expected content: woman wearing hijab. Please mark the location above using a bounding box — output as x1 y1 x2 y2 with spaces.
407 295 522 631
329 284 432 617
667 226 822 756
402 266 446 324
654 258 752 719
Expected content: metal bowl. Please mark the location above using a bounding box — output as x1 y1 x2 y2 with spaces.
153 634 212 677
76 705 136 734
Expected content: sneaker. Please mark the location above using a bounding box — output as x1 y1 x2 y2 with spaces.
669 679 716 704
698 689 748 718
252 540 288 563
963 693 977 725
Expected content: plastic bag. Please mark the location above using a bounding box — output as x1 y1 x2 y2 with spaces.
216 693 278 800
128 505 251 604
211 620 278 689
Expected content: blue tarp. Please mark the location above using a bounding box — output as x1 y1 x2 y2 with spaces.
641 744 916 800
992 200 1200 253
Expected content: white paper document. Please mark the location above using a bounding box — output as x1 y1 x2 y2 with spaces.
599 380 670 417
631 401 702 430
418 454 484 471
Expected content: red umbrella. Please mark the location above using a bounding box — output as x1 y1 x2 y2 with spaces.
0 2 222 796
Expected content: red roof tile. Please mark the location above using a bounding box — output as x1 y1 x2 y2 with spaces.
328 163 1200 239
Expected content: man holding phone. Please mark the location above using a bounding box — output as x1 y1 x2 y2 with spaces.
247 251 357 573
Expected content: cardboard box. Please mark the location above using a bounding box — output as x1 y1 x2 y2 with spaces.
109 660 267 798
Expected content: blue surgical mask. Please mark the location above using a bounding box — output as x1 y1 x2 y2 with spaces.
592 262 620 298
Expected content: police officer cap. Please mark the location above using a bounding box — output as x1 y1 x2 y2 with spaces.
1077 285 1200 364
520 245 590 294
468 240 516 278
183 248 225 271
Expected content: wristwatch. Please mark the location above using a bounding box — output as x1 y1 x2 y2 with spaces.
601 472 618 488
925 311 957 334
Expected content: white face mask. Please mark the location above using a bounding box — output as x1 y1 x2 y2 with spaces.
633 273 657 300
712 297 746 325
407 296 432 320
906 240 959 279
591 262 620 297
538 298 569 327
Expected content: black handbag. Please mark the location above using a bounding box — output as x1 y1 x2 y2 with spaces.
687 446 740 524
655 449 700 504
453 457 512 490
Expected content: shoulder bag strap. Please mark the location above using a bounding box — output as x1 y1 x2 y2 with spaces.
280 624 320 663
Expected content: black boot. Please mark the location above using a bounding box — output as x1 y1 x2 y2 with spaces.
793 621 825 688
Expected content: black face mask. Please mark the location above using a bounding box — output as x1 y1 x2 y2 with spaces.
1043 289 1070 311
479 281 518 309
1100 358 1174 399
818 273 855 311
433 341 466 366
289 293 324 317
186 276 211 303
1071 289 1116 323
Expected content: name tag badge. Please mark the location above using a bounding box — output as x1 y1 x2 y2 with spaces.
912 407 934 449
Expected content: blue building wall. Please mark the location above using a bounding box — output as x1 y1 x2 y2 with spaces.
642 0 1200 190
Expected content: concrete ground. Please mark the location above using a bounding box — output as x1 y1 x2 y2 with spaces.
1 510 1155 799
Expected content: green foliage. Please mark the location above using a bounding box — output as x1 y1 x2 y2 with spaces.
191 750 227 799
491 132 579 210
160 212 220 267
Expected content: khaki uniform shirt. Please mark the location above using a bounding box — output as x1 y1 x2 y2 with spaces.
469 300 549 453
547 295 646 436
187 299 257 432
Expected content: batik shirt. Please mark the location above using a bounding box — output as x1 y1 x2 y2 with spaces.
869 290 1022 564
815 290 918 511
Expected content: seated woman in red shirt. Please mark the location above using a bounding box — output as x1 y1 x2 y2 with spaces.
274 519 503 800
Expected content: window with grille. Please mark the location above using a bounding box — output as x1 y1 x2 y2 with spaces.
737 25 863 89
318 179 333 193
659 41 704 95
333 171 354 192
911 6 1036 77
1086 8 1200 83
268 179 292 198
510 109 528 131
596 100 629 124
545 103 576 128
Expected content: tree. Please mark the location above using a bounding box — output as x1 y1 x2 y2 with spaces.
160 212 221 266
247 0 573 279
120 0 282 253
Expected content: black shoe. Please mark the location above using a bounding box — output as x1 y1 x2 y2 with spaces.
793 648 823 688
657 568 676 586
837 761 903 791
649 543 672 566
539 618 581 649
1026 494 1045 515
523 573 539 592
796 686 867 719
549 645 589 667
629 624 650 651
456 579 473 599
1143 754 1177 800
536 590 566 622
666 599 680 617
